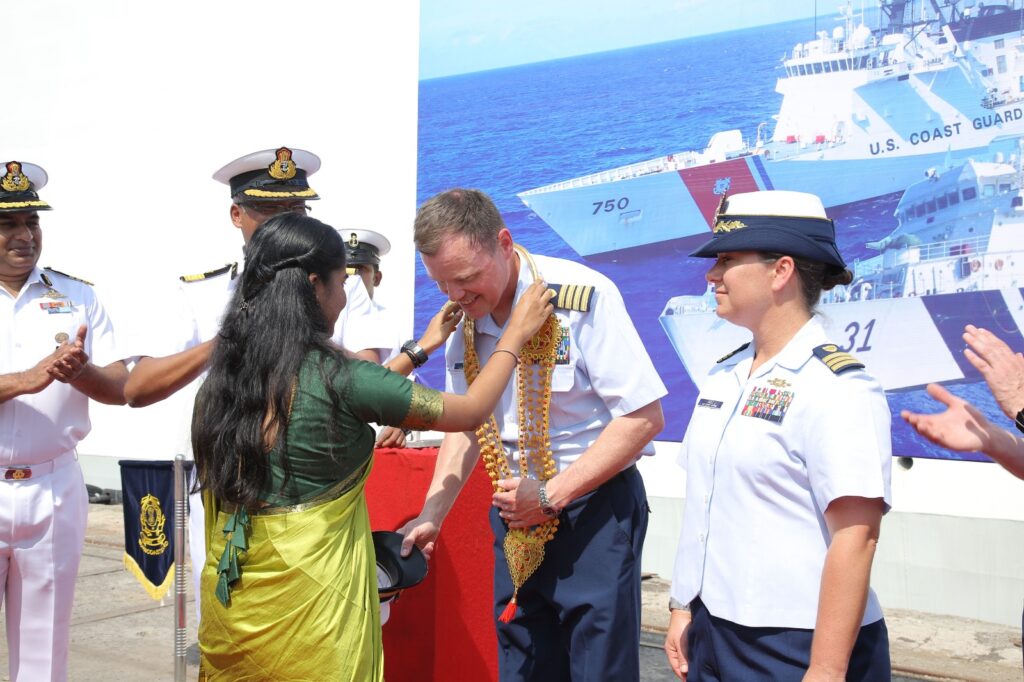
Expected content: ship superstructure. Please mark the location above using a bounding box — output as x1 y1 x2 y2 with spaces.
519 2 1024 256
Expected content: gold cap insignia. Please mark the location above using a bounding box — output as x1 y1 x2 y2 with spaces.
268 147 297 180
713 219 747 234
138 493 169 556
1 161 30 192
11 469 29 480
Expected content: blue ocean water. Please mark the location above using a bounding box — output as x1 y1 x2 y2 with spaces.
416 15 997 462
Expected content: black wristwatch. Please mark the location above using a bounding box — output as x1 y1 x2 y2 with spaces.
400 340 429 368
1014 408 1024 434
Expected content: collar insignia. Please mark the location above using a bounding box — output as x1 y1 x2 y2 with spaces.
1 162 30 192
268 147 297 180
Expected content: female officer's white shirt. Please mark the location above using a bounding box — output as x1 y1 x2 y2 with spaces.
670 315 892 629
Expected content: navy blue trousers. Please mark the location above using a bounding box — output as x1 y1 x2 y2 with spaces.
490 465 648 682
687 597 891 681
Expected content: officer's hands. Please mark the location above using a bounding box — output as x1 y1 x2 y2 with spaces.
21 352 59 395
664 608 691 680
962 324 1024 419
901 383 995 453
419 302 464 354
493 477 549 529
47 325 90 383
375 426 408 449
398 515 439 561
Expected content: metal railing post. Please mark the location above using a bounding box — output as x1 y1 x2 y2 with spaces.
173 454 187 681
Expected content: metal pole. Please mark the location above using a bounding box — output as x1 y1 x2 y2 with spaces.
173 454 187 681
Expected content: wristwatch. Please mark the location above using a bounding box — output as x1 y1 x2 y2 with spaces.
1015 408 1024 434
538 481 559 518
400 340 429 368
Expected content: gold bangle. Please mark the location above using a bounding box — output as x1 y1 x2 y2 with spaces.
490 348 520 365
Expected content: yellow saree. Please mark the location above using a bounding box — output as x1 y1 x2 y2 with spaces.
198 463 381 682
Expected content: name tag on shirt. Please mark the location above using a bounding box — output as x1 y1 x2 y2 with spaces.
40 301 72 314
741 385 795 424
697 398 723 409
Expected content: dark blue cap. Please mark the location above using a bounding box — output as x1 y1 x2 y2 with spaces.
689 191 846 269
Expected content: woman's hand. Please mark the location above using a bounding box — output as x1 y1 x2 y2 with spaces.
419 302 464 354
502 282 556 348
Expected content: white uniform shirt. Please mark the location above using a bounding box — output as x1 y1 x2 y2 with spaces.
445 253 667 469
670 316 892 629
0 267 120 465
332 277 395 357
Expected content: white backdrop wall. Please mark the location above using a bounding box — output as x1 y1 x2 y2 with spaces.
2 1 421 460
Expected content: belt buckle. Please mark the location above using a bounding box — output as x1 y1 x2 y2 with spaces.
4 468 31 481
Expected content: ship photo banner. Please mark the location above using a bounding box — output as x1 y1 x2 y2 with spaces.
415 0 1024 462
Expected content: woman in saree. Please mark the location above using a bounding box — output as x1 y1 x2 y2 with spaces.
192 212 554 681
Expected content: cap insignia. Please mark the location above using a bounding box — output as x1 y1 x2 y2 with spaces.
713 219 747 234
268 147 297 180
1 162 30 193
348 232 360 248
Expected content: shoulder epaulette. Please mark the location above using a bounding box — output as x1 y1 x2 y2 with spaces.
548 282 595 313
716 342 750 364
812 344 865 374
180 262 238 283
43 266 93 286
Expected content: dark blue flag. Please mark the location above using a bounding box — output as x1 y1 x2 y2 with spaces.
118 460 189 600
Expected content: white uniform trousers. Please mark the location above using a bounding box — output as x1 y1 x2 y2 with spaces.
0 451 88 682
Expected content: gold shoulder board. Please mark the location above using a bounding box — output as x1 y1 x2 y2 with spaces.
180 262 238 283
716 342 750 364
812 344 865 374
43 267 93 286
548 283 595 313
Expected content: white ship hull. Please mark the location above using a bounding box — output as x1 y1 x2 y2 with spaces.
660 287 1024 391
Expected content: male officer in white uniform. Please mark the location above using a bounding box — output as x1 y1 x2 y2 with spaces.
401 188 666 681
335 228 402 363
0 161 128 681
123 146 376 620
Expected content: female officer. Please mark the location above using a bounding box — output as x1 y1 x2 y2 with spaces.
663 191 892 681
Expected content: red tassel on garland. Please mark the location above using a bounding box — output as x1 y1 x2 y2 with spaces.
498 594 518 623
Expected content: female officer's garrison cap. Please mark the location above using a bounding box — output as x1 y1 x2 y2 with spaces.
0 161 52 212
689 190 845 268
213 146 321 202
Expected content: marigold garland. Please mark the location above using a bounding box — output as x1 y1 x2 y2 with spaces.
463 248 560 622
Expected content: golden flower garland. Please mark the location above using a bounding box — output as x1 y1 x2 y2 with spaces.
462 260 561 623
